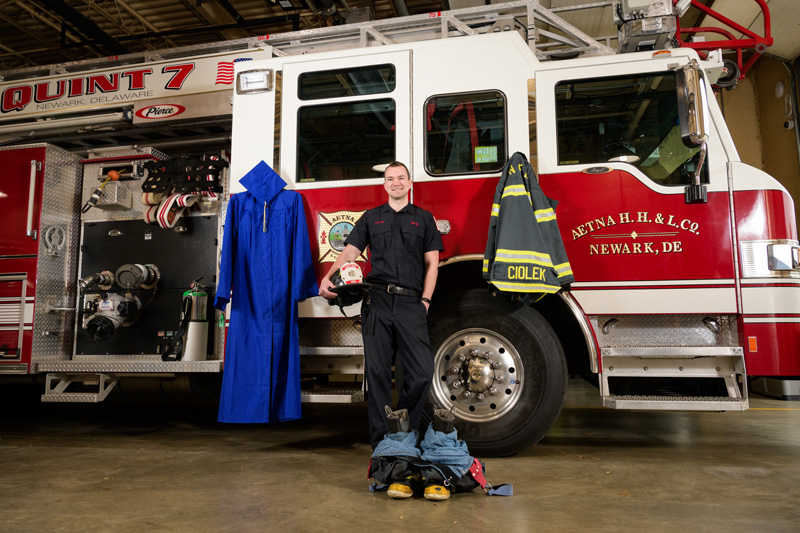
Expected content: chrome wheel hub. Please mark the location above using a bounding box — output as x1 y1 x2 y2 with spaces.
431 328 524 423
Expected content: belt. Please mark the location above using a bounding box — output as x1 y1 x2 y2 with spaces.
370 282 421 298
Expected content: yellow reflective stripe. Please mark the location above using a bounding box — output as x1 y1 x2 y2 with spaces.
491 204 500 217
497 249 550 260
554 262 573 277
535 208 556 222
491 281 561 293
501 185 527 198
502 191 528 198
495 248 552 267
501 185 532 205
482 259 489 273
494 256 552 267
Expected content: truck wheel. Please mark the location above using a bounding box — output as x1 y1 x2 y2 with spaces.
425 289 567 457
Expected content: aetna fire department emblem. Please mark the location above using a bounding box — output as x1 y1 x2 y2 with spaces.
318 210 366 263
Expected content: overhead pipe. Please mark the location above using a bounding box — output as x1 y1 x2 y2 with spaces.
390 0 410 18
215 0 245 24
39 0 130 55
59 14 301 47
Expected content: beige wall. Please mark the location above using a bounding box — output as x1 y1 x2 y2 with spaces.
754 57 800 233
723 56 800 233
722 74 764 169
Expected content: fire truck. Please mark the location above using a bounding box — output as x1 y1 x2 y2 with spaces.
1 1 796 456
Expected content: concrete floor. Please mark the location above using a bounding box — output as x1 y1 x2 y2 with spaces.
1 379 799 533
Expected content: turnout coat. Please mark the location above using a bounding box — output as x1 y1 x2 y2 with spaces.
483 152 574 293
215 161 319 423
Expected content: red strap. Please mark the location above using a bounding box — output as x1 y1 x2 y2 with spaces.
426 100 437 131
468 457 488 490
464 101 480 171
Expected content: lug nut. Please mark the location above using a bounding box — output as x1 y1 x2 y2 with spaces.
457 354 466 362
494 375 505 383
452 379 462 388
491 361 502 369
481 351 491 359
489 387 498 396
476 393 485 401
450 365 461 374
470 349 480 357
462 390 472 399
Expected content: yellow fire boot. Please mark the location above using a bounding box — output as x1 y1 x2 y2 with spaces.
387 477 416 499
423 484 451 501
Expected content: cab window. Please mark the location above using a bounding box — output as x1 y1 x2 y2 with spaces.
424 91 507 176
555 72 708 186
298 64 395 100
296 99 395 182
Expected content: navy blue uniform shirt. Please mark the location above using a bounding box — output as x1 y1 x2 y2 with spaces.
346 203 443 292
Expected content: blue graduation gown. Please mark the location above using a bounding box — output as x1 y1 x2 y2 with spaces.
215 161 318 423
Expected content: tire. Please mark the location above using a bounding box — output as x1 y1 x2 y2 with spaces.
425 289 567 457
714 59 740 90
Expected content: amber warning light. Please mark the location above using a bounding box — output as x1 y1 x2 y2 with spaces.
748 337 758 353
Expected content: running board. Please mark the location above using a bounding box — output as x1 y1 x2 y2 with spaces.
600 347 747 411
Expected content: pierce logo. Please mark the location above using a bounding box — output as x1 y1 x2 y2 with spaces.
135 104 186 119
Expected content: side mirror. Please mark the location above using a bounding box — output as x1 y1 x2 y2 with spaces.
675 60 710 204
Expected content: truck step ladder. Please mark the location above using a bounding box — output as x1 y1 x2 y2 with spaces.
41 373 118 403
600 347 748 411
298 345 365 404
38 360 223 402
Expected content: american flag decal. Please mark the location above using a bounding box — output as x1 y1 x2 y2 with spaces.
215 58 253 85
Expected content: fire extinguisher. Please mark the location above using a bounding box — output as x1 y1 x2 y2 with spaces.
162 278 208 362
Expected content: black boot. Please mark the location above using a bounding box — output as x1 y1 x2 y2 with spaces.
385 405 411 434
432 406 455 434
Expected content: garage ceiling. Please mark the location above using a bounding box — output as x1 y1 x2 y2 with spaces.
0 0 798 75
0 0 796 151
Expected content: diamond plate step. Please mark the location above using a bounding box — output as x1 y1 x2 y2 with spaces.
301 389 364 404
605 394 748 411
602 347 744 358
600 346 747 411
41 392 109 403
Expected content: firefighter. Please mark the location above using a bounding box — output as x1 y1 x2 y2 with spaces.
319 161 443 456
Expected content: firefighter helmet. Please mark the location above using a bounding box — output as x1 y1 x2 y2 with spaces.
328 262 370 308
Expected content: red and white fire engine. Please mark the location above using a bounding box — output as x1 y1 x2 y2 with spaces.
0 1 795 456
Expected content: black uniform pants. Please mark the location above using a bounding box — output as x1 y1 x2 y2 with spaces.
362 288 434 448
